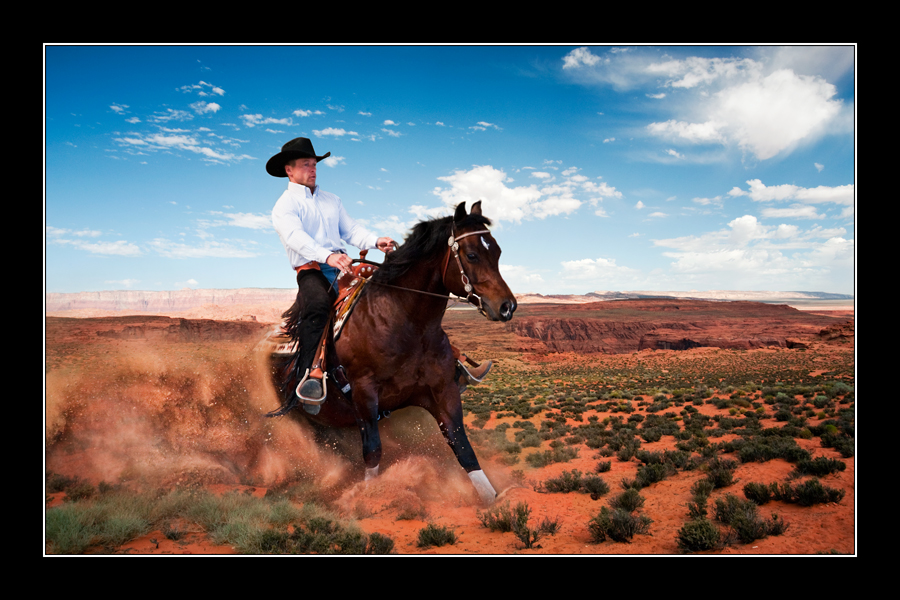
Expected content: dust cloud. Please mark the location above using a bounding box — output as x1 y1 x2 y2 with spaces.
45 340 485 507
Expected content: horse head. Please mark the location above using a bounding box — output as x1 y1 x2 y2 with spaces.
445 201 517 322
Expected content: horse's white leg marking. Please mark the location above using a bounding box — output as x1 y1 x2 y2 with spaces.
365 465 380 481
468 469 497 505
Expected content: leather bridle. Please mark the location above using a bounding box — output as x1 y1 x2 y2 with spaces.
442 225 492 316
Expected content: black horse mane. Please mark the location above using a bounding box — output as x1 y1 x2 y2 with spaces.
371 212 492 285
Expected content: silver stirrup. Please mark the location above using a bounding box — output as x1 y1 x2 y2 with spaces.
295 368 328 409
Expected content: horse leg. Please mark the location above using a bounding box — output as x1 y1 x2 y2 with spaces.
353 388 383 481
430 401 497 505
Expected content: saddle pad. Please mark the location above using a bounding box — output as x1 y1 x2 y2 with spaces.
332 271 371 342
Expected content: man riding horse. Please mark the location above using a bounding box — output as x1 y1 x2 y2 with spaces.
268 137 492 411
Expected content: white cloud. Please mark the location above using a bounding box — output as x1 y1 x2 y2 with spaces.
179 81 225 96
499 264 545 292
113 132 254 164
146 238 259 259
713 69 842 160
760 205 826 220
190 101 221 114
566 49 847 161
294 109 324 117
562 47 601 69
149 109 193 123
241 114 292 128
647 56 759 89
431 163 622 224
650 214 853 290
207 211 272 230
581 179 623 206
560 257 640 287
815 162 825 172
733 179 854 206
432 165 542 224
314 127 357 137
366 214 414 239
52 238 142 256
647 119 726 144
320 155 346 168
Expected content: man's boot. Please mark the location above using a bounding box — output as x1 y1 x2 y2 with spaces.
456 354 492 394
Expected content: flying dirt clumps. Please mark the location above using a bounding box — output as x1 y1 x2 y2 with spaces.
45 339 350 490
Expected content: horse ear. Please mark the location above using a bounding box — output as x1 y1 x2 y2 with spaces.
454 202 467 222
471 201 483 216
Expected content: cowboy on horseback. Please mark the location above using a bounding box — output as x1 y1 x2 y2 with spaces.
268 137 491 413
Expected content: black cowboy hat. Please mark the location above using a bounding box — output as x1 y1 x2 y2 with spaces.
266 137 332 177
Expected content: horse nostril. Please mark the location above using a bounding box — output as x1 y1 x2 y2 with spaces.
500 300 515 320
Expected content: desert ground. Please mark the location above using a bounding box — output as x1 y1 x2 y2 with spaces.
45 298 854 555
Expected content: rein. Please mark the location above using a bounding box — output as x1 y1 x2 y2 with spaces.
351 226 492 314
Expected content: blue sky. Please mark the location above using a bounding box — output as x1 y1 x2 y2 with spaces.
44 45 855 296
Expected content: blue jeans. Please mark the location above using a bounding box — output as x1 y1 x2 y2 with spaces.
318 262 340 289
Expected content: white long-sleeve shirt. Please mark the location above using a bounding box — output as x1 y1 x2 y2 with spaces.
272 182 379 268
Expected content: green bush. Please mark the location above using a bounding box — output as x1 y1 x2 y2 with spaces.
582 475 611 499
743 482 773 505
525 446 579 468
539 470 584 493
588 507 652 543
636 462 675 488
794 457 846 477
477 502 517 532
713 493 789 544
705 457 738 489
610 488 645 512
776 478 846 506
477 501 558 549
677 518 721 552
416 523 457 548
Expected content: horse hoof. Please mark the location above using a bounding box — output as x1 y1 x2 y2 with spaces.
365 466 379 481
303 403 321 415
468 470 497 505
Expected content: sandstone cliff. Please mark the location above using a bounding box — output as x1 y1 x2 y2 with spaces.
507 299 851 354
45 288 296 313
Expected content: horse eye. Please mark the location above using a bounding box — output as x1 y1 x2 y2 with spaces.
466 253 478 262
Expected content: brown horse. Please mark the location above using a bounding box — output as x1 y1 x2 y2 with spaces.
269 201 516 504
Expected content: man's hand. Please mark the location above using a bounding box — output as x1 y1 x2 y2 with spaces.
376 237 397 253
326 252 353 277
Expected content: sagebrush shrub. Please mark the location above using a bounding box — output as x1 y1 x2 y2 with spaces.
677 518 721 552
743 482 773 505
416 523 457 548
610 488 645 512
588 507 652 543
794 456 846 477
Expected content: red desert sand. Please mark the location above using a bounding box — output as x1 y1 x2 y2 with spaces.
45 299 855 555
